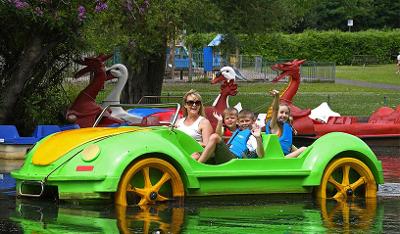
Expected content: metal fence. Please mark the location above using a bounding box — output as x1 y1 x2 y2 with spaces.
351 55 378 66
166 53 336 83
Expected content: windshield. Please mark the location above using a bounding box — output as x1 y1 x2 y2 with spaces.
93 103 182 128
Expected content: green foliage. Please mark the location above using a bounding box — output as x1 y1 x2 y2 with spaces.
212 0 314 34
236 30 400 65
185 31 400 66
0 0 115 127
17 85 70 134
186 33 218 49
296 0 400 32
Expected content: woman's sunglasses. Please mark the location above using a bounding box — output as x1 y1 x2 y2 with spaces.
186 100 201 106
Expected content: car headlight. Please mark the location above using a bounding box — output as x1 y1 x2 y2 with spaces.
81 144 100 162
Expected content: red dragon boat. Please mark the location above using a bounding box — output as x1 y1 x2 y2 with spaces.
264 59 400 155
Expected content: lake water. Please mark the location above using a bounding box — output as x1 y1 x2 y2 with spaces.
1 155 400 233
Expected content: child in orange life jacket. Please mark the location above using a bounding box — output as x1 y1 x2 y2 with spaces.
213 107 238 142
266 89 306 158
195 109 264 164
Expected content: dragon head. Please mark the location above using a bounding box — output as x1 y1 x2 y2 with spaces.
74 54 113 79
271 59 305 83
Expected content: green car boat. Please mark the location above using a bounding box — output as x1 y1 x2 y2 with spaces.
11 104 384 206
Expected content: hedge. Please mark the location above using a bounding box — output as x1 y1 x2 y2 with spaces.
186 30 400 65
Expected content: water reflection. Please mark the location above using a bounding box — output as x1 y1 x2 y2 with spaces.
4 196 386 233
116 204 184 233
318 198 378 233
380 156 400 183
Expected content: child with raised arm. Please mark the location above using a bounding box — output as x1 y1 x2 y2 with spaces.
266 90 306 158
195 109 264 164
213 107 238 142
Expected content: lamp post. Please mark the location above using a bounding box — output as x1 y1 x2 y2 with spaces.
347 19 353 32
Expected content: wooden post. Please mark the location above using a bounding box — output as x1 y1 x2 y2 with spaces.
188 45 193 82
235 47 240 68
169 35 176 79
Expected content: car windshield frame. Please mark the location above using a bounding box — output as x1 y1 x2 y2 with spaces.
93 103 181 130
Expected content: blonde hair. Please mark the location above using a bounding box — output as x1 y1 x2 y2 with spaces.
223 107 238 118
182 89 205 117
238 109 255 120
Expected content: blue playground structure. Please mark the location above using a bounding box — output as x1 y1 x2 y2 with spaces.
166 45 197 71
166 34 225 72
203 34 224 72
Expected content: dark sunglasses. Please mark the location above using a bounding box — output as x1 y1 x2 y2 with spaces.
186 100 201 106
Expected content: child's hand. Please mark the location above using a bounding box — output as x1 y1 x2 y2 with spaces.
213 112 223 122
251 123 261 138
269 89 279 96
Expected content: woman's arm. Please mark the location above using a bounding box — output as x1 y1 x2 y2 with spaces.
199 118 213 147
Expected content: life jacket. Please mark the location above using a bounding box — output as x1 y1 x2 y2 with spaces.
265 121 293 155
227 129 252 158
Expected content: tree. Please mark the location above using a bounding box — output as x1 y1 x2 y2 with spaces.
84 0 319 104
208 0 315 54
84 0 220 104
0 0 110 129
294 0 400 32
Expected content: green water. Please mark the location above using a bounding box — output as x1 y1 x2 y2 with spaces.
0 195 399 233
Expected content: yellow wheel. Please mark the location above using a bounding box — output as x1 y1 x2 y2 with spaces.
316 157 377 200
115 158 184 206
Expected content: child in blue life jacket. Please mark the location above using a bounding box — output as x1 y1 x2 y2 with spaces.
213 107 238 142
266 90 306 158
194 109 264 164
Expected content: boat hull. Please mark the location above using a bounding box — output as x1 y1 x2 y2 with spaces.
0 144 31 160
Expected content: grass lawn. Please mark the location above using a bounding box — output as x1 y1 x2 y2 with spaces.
161 81 399 117
65 63 400 117
336 64 400 86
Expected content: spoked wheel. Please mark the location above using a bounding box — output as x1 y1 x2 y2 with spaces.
316 157 377 200
318 198 377 233
115 158 184 206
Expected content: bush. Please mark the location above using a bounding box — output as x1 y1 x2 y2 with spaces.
186 30 400 65
15 86 70 135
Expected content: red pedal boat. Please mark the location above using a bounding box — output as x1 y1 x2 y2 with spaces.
263 59 400 154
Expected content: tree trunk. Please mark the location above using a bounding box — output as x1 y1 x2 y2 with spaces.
0 35 46 123
121 51 167 104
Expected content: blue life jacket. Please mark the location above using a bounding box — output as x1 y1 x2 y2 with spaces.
265 121 293 155
227 129 252 158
